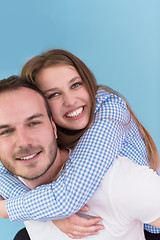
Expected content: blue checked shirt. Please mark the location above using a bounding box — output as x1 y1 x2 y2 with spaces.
0 89 159 233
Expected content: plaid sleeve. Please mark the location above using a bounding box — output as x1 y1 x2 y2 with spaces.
144 225 160 234
0 161 11 174
0 162 29 199
6 93 131 222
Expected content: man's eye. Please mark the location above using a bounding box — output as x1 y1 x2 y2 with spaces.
47 92 59 99
0 129 13 136
72 82 82 89
28 122 41 127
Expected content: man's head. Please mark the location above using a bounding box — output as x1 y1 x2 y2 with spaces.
0 75 52 119
0 76 58 181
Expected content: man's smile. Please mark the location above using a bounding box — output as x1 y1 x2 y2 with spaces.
16 151 42 161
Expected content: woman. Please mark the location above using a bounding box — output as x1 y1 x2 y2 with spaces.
0 49 159 239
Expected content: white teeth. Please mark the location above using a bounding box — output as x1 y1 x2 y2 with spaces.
66 107 83 118
20 153 37 160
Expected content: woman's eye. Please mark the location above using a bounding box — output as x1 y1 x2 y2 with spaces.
47 92 59 99
72 82 82 89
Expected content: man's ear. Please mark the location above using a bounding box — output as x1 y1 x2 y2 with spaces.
51 117 57 139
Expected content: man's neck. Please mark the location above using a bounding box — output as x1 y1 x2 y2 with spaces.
22 148 69 189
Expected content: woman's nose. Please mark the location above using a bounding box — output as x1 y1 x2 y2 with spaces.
63 93 77 107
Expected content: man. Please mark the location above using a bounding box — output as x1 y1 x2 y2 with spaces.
0 76 103 239
1 76 160 240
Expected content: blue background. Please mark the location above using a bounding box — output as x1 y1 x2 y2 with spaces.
0 0 159 239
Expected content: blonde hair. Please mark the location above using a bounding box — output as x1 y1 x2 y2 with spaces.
21 49 159 171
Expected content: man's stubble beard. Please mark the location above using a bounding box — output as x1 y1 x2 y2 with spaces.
1 132 58 181
21 140 57 181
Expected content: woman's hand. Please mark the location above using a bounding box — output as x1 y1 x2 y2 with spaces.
52 205 104 239
0 197 9 219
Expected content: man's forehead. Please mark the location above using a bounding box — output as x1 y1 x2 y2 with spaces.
0 87 44 106
0 88 47 123
0 86 41 98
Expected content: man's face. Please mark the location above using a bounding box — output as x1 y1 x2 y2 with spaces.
0 87 57 180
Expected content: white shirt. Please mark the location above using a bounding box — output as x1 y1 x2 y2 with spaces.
25 156 160 240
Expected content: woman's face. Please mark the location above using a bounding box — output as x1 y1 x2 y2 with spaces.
36 65 92 130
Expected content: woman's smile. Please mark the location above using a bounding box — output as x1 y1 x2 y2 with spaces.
64 106 84 119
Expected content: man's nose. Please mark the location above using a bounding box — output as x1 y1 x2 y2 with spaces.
15 129 32 148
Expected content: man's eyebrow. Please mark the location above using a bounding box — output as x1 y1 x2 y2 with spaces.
0 114 44 129
43 76 81 94
26 114 44 122
0 124 10 130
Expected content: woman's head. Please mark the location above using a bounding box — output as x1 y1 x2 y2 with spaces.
21 49 98 148
36 64 93 131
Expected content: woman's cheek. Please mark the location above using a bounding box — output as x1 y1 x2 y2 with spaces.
49 102 60 118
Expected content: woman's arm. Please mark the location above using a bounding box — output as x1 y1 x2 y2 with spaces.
0 162 30 199
5 93 131 221
0 200 104 238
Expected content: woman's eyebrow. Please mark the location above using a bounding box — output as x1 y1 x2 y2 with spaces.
43 76 81 94
70 76 81 83
43 88 58 94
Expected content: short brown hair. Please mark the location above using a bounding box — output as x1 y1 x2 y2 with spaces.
0 75 52 119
